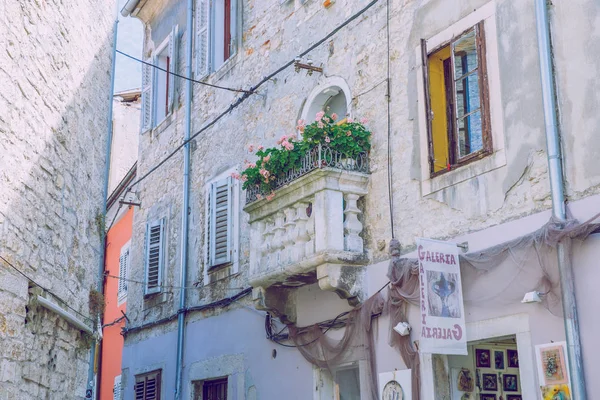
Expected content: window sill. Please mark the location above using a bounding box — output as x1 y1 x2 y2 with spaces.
421 148 507 196
143 292 168 308
207 53 240 84
151 112 174 136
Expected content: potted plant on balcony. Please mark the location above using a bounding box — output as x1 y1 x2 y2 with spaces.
235 112 371 202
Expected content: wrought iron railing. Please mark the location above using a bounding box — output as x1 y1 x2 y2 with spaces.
245 144 369 203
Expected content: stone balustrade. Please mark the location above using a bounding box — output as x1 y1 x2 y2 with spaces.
244 167 369 323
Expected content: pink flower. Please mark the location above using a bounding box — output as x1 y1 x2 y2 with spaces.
331 113 338 121
258 145 264 151
231 172 241 180
260 169 270 179
323 116 330 123
266 192 276 201
240 175 248 182
315 111 325 121
263 155 271 163
317 121 324 129
282 141 294 151
297 119 305 127
245 162 256 168
325 136 331 143
256 194 263 200
248 144 254 152
277 134 288 145
346 131 352 136
347 117 354 123
360 117 368 124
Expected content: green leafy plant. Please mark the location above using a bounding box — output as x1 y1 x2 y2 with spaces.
236 112 371 201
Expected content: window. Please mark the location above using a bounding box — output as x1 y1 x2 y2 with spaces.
144 219 165 295
135 370 161 400
113 375 122 400
205 177 234 269
334 366 360 400
193 377 228 400
422 21 491 175
196 0 238 77
141 25 179 132
118 242 130 303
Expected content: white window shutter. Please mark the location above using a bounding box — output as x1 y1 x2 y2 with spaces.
113 375 122 400
167 25 179 113
141 58 154 132
229 0 238 57
118 244 130 301
208 177 232 268
196 0 210 78
145 219 165 295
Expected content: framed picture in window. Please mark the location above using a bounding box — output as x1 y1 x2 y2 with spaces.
507 349 519 368
482 373 498 391
503 374 519 392
494 350 504 370
506 396 522 400
480 395 496 400
476 349 491 368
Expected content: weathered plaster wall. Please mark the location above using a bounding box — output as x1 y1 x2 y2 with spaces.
0 0 116 398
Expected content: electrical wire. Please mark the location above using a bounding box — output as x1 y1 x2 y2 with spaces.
0 255 94 324
126 0 380 192
104 273 244 291
116 50 254 94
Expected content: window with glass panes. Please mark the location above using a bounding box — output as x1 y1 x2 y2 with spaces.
422 21 491 175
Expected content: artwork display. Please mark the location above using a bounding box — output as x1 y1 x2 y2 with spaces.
476 349 491 368
506 396 522 400
382 381 403 400
482 373 498 391
457 368 474 392
494 350 504 370
541 384 571 400
416 238 467 355
507 349 519 368
479 395 496 400
539 345 567 385
503 374 519 392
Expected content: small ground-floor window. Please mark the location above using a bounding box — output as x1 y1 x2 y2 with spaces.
436 335 523 399
193 377 228 400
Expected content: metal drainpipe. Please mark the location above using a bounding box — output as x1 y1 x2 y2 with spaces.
174 0 194 397
535 0 587 398
86 13 119 400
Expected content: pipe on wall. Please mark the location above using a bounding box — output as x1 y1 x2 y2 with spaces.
535 0 587 398
174 0 194 397
36 296 94 335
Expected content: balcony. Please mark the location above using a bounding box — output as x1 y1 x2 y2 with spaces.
243 145 369 323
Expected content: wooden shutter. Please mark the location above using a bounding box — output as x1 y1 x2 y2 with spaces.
421 38 435 174
135 370 161 400
167 25 179 113
145 219 164 295
113 375 122 400
141 57 154 132
118 244 129 301
208 177 232 268
196 0 210 78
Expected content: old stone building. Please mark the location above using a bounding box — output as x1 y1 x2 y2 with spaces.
119 0 600 399
0 1 116 399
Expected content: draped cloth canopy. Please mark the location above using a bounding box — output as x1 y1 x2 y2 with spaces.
289 214 600 400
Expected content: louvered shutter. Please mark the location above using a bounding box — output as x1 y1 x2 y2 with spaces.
118 245 129 301
196 0 210 78
208 177 232 267
167 25 179 113
135 370 161 400
145 219 164 295
141 58 154 132
113 375 122 400
421 38 435 174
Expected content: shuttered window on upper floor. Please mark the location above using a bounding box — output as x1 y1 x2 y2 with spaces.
206 177 233 269
145 219 165 295
118 243 130 303
135 370 161 400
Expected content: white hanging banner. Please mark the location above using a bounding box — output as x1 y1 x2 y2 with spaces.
416 238 467 355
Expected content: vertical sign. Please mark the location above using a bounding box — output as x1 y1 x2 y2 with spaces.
417 238 467 355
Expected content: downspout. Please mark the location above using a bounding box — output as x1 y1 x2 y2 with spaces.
86 13 119 400
535 1 587 398
174 0 194 397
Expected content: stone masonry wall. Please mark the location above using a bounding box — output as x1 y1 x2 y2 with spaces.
123 0 600 339
0 1 116 398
